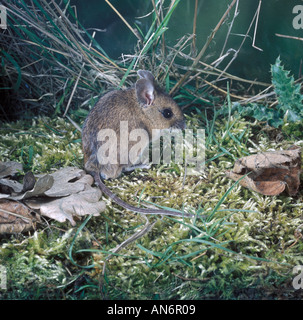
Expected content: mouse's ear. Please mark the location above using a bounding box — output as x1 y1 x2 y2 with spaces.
137 70 155 83
135 77 155 106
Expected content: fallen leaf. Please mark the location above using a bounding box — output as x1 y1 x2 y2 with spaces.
226 146 301 196
12 174 54 200
0 161 23 178
0 178 23 196
26 184 105 226
0 173 53 200
0 161 24 198
0 199 40 234
0 167 90 200
22 171 36 192
44 167 93 197
0 163 106 231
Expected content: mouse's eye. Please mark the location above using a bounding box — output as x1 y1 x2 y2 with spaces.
161 108 173 119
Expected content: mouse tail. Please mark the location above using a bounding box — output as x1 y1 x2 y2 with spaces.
92 172 193 218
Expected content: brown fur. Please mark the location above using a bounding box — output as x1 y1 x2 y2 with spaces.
81 70 192 218
82 71 185 179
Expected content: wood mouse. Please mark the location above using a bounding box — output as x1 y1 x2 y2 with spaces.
82 70 192 218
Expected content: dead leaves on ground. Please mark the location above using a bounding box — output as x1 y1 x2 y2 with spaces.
0 199 40 234
0 163 106 234
226 146 301 196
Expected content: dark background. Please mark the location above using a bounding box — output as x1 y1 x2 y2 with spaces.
70 0 303 83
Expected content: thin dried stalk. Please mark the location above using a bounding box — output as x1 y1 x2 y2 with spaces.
104 0 141 41
170 0 238 95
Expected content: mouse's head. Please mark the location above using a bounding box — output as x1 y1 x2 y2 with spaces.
135 70 186 131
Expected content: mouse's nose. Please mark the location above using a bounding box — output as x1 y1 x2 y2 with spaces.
175 119 186 130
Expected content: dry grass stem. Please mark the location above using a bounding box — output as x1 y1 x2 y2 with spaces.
170 0 238 95
105 0 142 41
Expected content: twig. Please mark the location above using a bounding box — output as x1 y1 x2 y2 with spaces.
64 31 96 117
151 0 165 54
252 0 263 51
203 79 244 100
191 251 207 261
66 114 82 132
63 62 84 117
275 33 303 42
0 208 33 223
238 89 275 105
191 0 198 55
104 0 141 41
219 0 239 57
170 0 238 95
212 1 265 85
170 50 270 87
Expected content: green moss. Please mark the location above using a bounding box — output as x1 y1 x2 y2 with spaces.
282 121 303 139
0 117 82 173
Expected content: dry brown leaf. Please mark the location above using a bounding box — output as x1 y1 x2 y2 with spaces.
22 171 36 192
0 161 23 178
0 167 91 200
0 199 40 234
0 161 24 198
26 184 105 226
12 174 54 200
0 166 54 200
0 178 23 197
44 167 93 197
25 167 105 226
226 146 301 196
0 163 106 231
